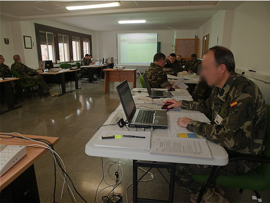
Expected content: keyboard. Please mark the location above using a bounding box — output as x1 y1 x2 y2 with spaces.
135 110 155 124
0 145 27 177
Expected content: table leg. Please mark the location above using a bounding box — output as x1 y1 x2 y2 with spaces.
104 71 110 93
74 71 79 89
60 73 66 94
5 81 15 110
133 160 138 203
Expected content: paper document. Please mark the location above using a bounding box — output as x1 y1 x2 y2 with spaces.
94 130 151 150
167 112 210 137
132 88 148 92
150 137 212 159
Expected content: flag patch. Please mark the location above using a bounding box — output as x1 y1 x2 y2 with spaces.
230 101 238 107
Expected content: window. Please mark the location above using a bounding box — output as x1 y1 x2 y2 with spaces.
83 38 90 56
39 31 55 62
72 36 81 61
58 34 70 62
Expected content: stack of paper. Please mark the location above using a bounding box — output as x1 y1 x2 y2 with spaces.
150 137 212 159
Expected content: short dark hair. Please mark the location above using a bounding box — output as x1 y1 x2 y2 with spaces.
169 53 176 58
191 54 197 58
177 55 182 57
85 54 89 57
207 46 235 72
153 53 166 62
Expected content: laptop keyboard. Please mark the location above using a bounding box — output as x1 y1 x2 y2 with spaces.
135 110 155 124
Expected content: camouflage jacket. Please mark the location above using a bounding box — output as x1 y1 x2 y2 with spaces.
182 72 267 156
11 62 38 81
164 61 184 75
145 63 170 88
0 64 12 78
185 58 198 72
81 58 92 66
178 58 186 66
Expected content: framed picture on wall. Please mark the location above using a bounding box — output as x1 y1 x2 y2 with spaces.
23 36 32 49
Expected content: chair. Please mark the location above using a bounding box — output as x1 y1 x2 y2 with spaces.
139 75 146 88
59 63 72 69
10 70 41 101
192 105 270 203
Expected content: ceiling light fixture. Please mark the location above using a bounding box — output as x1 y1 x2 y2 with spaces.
118 20 146 24
66 2 120 11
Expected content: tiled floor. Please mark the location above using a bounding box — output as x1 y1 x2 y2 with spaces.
0 79 269 203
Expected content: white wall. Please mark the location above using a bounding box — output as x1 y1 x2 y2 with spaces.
230 1 270 75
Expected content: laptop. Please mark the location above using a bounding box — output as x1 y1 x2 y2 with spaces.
143 74 172 98
116 80 168 129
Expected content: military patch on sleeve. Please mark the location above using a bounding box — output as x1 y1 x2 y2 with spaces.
230 100 238 107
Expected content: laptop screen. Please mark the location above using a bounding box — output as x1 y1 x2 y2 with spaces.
116 80 136 123
143 74 152 95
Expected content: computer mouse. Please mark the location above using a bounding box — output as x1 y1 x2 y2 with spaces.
161 102 174 109
168 87 175 91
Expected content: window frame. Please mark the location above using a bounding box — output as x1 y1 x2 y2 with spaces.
35 23 92 63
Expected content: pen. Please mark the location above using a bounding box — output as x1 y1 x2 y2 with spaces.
123 135 145 139
101 135 122 139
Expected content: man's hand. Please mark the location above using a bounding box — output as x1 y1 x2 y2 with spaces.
173 85 179 89
38 70 43 74
163 99 182 109
177 117 192 128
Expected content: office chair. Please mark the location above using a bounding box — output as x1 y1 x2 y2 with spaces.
10 70 41 101
139 75 146 88
193 105 270 203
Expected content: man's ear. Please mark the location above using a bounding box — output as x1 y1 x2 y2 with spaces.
219 64 227 74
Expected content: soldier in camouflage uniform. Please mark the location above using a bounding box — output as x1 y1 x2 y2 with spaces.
81 54 93 66
11 55 58 96
0 55 12 78
176 55 186 66
145 53 175 89
185 54 199 73
164 53 184 75
164 46 267 203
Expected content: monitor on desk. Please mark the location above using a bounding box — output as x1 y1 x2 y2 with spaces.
44 60 54 69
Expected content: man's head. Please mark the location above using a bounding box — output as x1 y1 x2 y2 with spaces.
153 53 166 68
169 53 176 64
13 55 21 63
176 55 182 61
191 54 197 59
201 46 235 87
88 54 92 59
0 55 5 65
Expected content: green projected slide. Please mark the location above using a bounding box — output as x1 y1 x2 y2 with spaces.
117 33 158 66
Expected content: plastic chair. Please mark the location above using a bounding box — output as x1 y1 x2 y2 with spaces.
140 75 146 88
59 63 72 69
192 105 270 203
10 70 41 101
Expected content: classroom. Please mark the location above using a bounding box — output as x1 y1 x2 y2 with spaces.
0 1 270 203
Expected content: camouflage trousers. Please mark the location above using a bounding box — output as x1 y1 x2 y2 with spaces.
175 160 259 194
24 75 50 91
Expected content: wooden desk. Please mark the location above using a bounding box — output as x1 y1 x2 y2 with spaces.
0 133 59 201
0 134 59 191
0 78 21 115
103 69 137 93
81 64 109 83
40 69 80 96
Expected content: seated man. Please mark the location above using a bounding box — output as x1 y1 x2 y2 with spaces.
0 55 12 78
11 55 58 96
185 53 199 73
82 54 94 66
164 53 184 75
164 46 267 202
176 54 186 66
145 53 178 89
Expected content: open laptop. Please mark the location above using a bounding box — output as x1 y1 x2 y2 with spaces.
143 74 172 98
116 80 168 129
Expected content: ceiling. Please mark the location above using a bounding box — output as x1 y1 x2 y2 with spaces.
0 1 243 31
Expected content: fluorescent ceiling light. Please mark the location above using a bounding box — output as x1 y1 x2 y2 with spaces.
118 20 146 24
66 2 120 11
